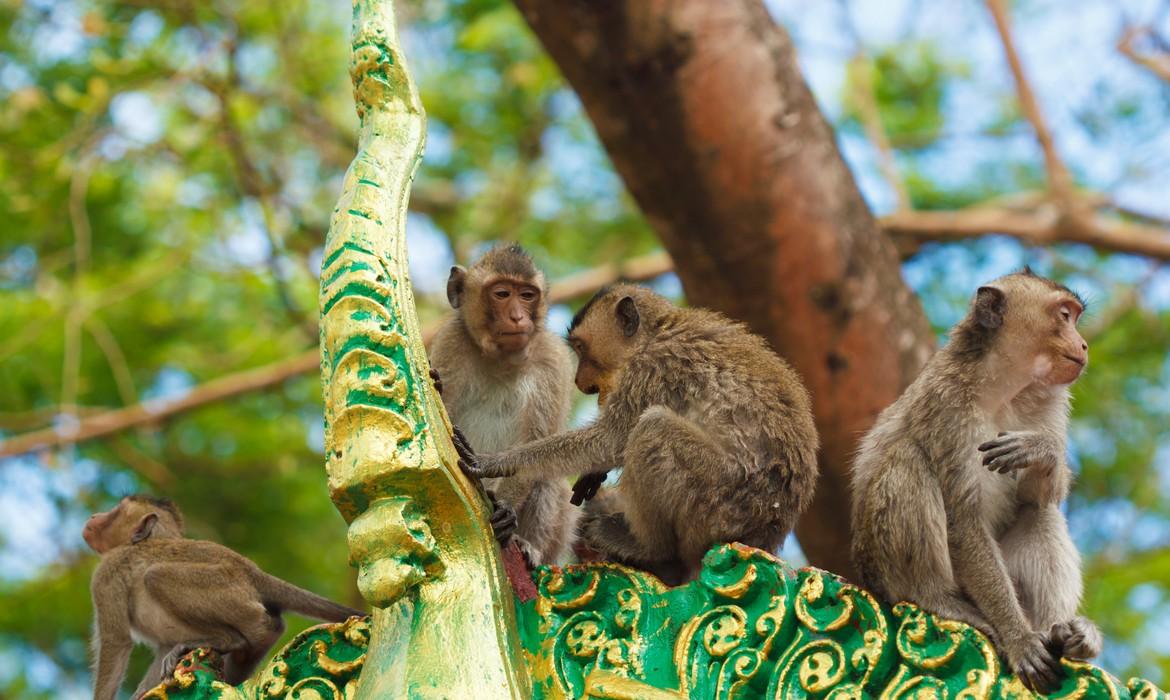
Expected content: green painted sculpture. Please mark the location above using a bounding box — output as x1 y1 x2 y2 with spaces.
138 0 1168 698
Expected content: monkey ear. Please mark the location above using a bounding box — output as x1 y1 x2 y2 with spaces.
131 513 158 544
446 266 467 309
615 296 639 337
974 286 1007 330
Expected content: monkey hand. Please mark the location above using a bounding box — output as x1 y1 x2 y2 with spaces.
570 471 608 506
1049 616 1103 661
1005 632 1064 695
452 426 512 478
978 431 1059 474
487 490 517 545
429 368 443 397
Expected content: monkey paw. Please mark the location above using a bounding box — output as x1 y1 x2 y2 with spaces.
488 490 517 544
978 431 1055 473
1009 633 1064 695
160 645 196 681
570 471 608 506
1050 616 1103 661
429 368 443 396
452 426 484 477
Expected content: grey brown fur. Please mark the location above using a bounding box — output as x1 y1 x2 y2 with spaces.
86 496 363 700
850 272 1102 694
462 284 819 583
430 244 578 565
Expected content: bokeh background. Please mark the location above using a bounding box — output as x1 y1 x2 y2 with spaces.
1 0 1168 696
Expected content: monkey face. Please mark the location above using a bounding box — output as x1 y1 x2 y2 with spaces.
1042 298 1087 385
485 279 540 353
567 291 642 404
1013 290 1086 386
84 496 184 553
84 499 136 553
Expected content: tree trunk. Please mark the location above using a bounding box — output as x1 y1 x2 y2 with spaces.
512 0 936 578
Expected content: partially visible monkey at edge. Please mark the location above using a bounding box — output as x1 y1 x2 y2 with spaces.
429 243 578 565
85 495 363 700
458 283 819 584
850 269 1102 694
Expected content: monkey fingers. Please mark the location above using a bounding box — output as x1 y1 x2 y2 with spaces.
570 471 608 506
452 426 484 477
1010 634 1064 695
1049 617 1103 661
488 491 518 544
429 368 443 396
978 434 1029 473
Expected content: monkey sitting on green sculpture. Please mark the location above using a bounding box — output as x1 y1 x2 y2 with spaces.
84 495 363 700
457 283 821 585
851 270 1103 694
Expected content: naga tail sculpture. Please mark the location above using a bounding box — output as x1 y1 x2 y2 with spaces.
137 1 1168 698
317 0 530 697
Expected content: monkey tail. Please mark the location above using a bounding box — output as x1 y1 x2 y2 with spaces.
252 571 365 623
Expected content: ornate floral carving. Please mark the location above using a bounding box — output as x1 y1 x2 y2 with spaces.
142 617 370 700
519 544 1167 700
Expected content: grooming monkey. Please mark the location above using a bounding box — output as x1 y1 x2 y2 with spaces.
850 270 1102 694
459 284 819 583
85 495 363 700
429 244 578 565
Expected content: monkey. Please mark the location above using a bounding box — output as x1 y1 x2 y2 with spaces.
85 495 364 700
429 244 579 566
849 269 1103 694
457 283 820 584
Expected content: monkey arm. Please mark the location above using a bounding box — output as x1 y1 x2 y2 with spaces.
978 430 1070 505
468 421 623 480
945 497 1062 692
91 581 134 700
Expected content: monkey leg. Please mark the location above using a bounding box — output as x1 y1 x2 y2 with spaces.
514 478 579 566
581 497 685 584
223 615 286 685
144 562 281 682
619 406 734 580
999 505 1100 659
856 471 997 642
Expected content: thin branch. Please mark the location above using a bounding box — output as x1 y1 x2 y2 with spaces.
0 251 675 458
0 351 321 459
202 40 315 341
985 0 1076 201
1119 26 1170 83
84 316 139 406
835 0 910 210
62 150 99 418
849 56 911 210
109 436 176 488
1081 266 1161 342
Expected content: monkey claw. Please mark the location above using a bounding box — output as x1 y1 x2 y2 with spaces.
136 0 1169 697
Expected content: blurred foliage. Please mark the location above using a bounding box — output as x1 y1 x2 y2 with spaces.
0 0 1168 696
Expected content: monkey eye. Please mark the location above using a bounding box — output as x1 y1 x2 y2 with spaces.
520 290 538 302
1060 307 1072 322
493 289 510 300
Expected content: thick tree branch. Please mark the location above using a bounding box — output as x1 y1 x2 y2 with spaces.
0 252 673 459
881 206 1170 261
